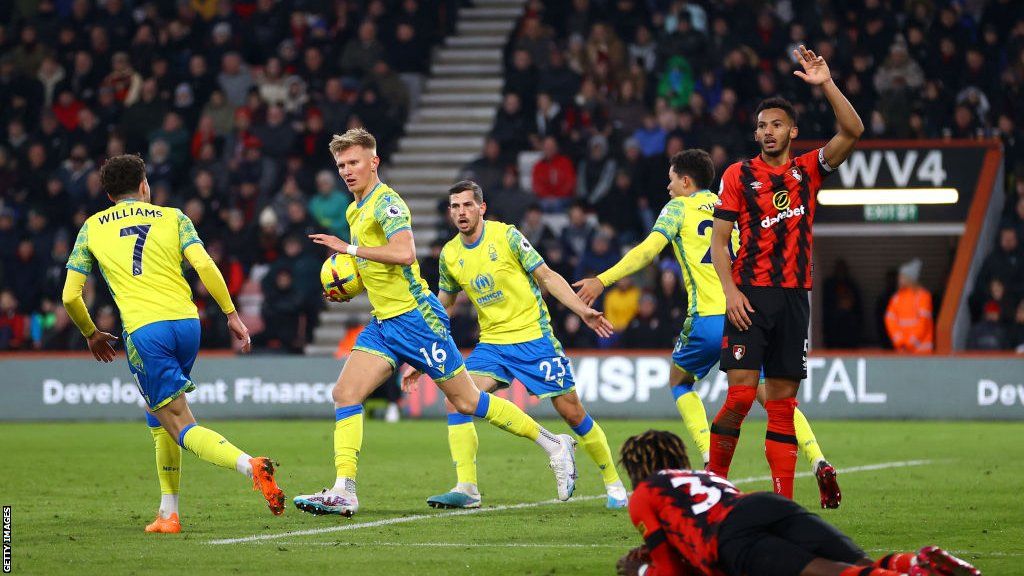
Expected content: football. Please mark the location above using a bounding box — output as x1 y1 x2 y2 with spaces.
320 252 364 302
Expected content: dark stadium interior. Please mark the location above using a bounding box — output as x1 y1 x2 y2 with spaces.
0 0 1022 353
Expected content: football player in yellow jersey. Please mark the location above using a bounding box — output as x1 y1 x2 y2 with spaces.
294 129 578 517
575 150 840 508
61 155 286 533
400 181 627 510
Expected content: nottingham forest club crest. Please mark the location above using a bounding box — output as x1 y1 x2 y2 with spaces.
488 243 499 261
732 345 746 361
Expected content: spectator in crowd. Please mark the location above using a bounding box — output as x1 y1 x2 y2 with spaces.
258 268 304 353
560 201 596 270
532 136 576 212
576 134 617 207
491 92 531 157
1010 301 1024 353
967 301 1009 351
603 276 640 336
309 170 351 241
486 168 532 226
460 137 507 195
885 258 934 354
822 259 864 349
621 292 672 349
970 227 1023 319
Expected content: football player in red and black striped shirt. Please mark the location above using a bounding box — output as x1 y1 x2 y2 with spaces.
617 430 980 576
708 46 864 500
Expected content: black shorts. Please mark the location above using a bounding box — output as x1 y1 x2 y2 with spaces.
720 286 809 380
718 492 865 576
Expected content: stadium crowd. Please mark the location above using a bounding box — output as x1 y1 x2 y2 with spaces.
1 0 1023 353
451 0 1024 352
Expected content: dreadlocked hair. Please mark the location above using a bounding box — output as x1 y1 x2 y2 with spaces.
620 430 691 489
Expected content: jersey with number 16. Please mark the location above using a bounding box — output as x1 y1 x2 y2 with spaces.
66 200 202 333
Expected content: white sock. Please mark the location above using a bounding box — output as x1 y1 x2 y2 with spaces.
812 457 826 470
159 494 179 518
702 452 711 466
535 428 562 456
455 482 479 496
333 477 357 493
236 453 253 477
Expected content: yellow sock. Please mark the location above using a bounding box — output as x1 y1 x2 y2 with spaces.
150 426 181 494
446 413 479 485
475 392 540 440
674 389 711 463
334 405 364 479
179 424 244 471
573 416 620 485
794 407 825 466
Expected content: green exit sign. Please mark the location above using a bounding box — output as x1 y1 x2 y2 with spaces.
863 204 918 222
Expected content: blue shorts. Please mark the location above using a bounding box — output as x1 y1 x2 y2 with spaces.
467 336 575 398
124 319 201 411
672 314 725 380
354 295 465 383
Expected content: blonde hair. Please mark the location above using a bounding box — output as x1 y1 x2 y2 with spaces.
329 128 377 156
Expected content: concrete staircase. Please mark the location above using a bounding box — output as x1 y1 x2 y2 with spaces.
306 0 525 355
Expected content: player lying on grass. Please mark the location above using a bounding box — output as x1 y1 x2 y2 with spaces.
575 150 841 508
293 129 577 517
615 430 980 576
401 180 627 510
61 154 285 533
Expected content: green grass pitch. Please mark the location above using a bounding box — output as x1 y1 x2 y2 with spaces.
5 419 1022 575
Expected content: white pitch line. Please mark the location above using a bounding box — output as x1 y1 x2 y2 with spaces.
277 541 626 549
209 459 932 545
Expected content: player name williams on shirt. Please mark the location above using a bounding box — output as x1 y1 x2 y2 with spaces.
97 206 165 224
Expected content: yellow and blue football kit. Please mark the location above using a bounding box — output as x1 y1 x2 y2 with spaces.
346 181 464 383
435 221 621 498
65 199 227 410
598 191 738 380
326 188 554 488
62 198 275 511
439 221 570 398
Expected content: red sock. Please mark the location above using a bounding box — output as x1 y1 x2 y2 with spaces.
839 567 904 576
875 553 915 571
764 398 799 498
708 385 756 478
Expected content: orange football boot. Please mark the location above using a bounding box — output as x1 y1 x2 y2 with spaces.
144 513 181 533
250 457 286 515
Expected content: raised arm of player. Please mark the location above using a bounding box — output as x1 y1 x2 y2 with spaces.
711 218 753 331
534 264 614 338
573 232 669 306
183 242 251 352
792 44 864 169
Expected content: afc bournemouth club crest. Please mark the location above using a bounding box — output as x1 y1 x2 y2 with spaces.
732 345 746 361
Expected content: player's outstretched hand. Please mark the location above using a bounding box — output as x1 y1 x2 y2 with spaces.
309 233 349 254
573 277 605 307
581 308 614 338
87 330 118 363
725 287 755 331
792 44 831 85
226 311 252 353
401 366 423 393
616 546 650 576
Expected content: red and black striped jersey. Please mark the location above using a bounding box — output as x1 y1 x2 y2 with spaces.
628 470 744 576
713 148 833 289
